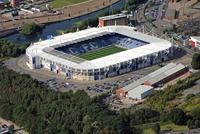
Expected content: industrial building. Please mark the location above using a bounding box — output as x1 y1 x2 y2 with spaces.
98 13 129 27
127 85 154 100
143 63 188 87
190 36 200 49
26 26 173 81
116 63 189 99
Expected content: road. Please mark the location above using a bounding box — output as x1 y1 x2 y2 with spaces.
0 117 29 134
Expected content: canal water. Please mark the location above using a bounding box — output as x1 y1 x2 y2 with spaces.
4 0 124 44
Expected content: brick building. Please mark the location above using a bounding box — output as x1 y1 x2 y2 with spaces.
98 13 128 27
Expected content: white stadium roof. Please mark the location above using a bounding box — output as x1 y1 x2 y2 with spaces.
26 26 172 70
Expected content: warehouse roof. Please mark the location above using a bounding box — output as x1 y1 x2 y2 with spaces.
99 14 127 21
127 85 154 99
26 26 172 70
123 63 187 92
145 64 186 85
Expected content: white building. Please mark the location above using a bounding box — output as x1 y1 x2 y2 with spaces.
127 85 154 100
26 26 173 81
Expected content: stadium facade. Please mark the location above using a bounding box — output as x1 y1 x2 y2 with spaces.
26 26 173 81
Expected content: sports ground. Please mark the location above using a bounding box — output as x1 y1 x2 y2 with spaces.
49 0 89 8
78 46 126 60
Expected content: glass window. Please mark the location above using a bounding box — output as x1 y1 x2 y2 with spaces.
32 57 36 64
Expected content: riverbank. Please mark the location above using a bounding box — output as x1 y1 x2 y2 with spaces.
0 29 19 38
0 0 119 32
2 0 123 44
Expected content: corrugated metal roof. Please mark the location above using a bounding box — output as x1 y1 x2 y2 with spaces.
124 63 187 92
148 63 176 77
124 63 176 91
123 75 150 91
147 63 186 84
127 85 154 99
164 64 185 75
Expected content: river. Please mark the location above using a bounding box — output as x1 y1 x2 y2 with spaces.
4 0 124 44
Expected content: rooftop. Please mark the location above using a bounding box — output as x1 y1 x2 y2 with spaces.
123 63 187 92
26 26 172 70
99 13 127 21
127 85 154 99
145 64 186 85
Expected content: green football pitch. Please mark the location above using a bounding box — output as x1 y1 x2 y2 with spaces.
78 46 126 60
49 0 89 8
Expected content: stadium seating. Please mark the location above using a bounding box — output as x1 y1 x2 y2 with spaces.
55 33 149 55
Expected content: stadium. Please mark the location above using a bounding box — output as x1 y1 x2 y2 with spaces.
26 26 173 81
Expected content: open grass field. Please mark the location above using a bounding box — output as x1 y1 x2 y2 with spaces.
49 0 89 8
78 46 126 60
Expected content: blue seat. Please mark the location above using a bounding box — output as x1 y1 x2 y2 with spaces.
55 33 148 55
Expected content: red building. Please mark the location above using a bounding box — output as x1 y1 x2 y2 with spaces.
116 88 127 98
190 36 200 49
98 13 128 27
11 0 17 8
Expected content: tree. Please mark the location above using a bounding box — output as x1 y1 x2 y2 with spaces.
146 71 200 111
191 52 200 69
12 46 20 57
0 65 134 134
168 108 187 125
20 22 42 35
0 39 27 58
187 107 200 129
190 107 200 120
187 119 200 129
83 115 93 134
152 123 160 134
130 108 160 125
185 94 195 101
